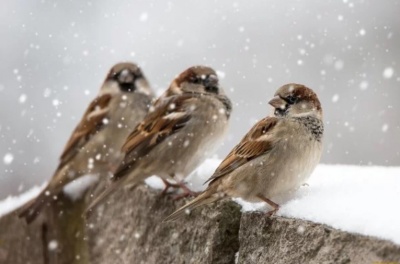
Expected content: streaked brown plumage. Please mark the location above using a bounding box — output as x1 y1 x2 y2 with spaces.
18 62 154 223
86 66 232 212
164 83 324 221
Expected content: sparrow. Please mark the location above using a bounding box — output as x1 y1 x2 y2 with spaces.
19 62 154 223
86 65 232 212
164 83 324 221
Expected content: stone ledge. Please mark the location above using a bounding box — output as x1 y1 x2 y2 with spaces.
87 185 241 264
239 213 400 264
1 185 399 264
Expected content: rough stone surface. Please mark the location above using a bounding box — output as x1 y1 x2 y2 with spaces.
0 212 44 264
238 212 400 264
87 185 241 264
1 185 400 264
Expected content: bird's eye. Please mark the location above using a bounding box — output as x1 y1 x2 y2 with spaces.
286 95 297 104
205 86 219 94
192 77 202 84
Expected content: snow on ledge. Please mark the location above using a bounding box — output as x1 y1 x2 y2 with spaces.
278 164 400 245
182 160 400 245
1 160 399 245
63 174 99 201
0 183 46 218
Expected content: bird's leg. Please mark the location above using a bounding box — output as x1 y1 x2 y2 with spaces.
257 194 280 217
161 179 181 195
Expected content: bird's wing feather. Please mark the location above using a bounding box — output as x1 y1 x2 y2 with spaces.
206 116 278 184
58 93 112 168
114 94 195 180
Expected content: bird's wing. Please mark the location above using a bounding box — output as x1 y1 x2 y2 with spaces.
114 94 195 180
206 116 278 184
58 93 112 168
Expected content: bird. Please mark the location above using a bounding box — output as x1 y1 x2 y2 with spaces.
18 62 154 223
164 83 324 222
86 65 232 212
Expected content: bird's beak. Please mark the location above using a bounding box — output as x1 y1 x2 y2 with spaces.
268 96 286 109
118 69 135 84
205 74 219 87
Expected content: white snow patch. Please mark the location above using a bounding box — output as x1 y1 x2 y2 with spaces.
0 183 46 218
185 159 221 191
234 251 239 263
63 174 99 201
145 176 165 190
149 159 400 245
278 164 400 245
229 163 400 245
3 160 400 245
145 159 220 192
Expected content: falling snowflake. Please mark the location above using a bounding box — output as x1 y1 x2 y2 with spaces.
139 12 148 22
382 124 389 132
332 94 340 103
383 67 394 79
3 153 14 165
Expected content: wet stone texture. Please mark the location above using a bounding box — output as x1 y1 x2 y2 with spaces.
1 185 400 264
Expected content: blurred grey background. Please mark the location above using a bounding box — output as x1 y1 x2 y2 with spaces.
1 0 399 199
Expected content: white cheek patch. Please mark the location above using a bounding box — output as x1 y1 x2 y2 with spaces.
100 82 120 94
135 79 152 95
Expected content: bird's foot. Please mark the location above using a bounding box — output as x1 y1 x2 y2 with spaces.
265 208 279 217
257 194 280 218
161 179 181 195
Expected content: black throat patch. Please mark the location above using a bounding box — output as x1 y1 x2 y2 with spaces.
293 116 324 142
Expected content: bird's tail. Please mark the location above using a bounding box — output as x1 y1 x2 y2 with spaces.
18 188 53 224
85 178 126 217
163 189 220 222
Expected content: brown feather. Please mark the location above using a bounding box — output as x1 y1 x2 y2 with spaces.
206 117 278 184
58 94 112 168
115 94 194 180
